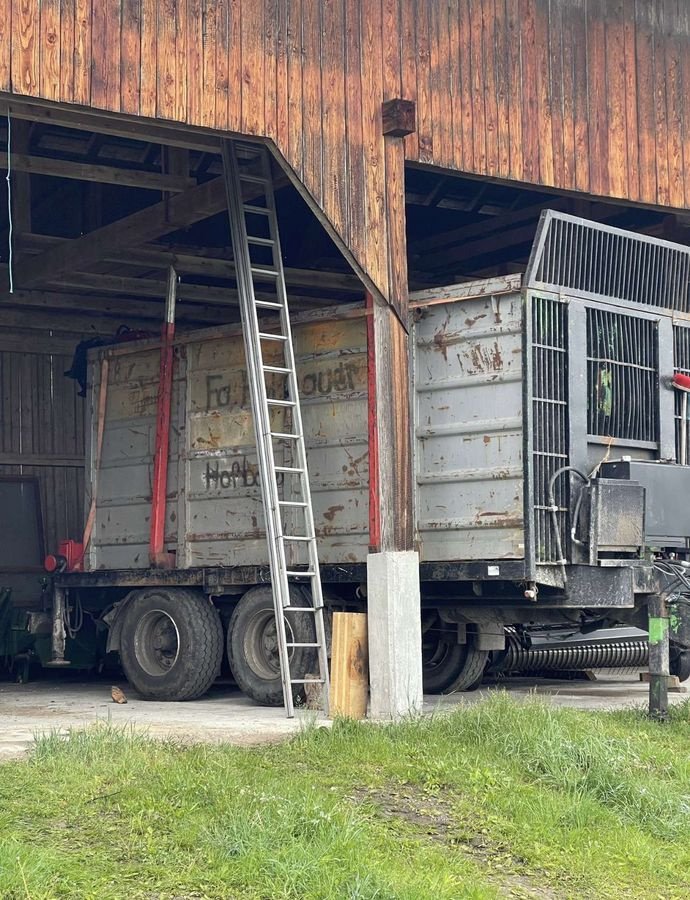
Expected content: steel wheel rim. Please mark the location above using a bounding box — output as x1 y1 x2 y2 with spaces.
243 607 295 680
133 608 181 677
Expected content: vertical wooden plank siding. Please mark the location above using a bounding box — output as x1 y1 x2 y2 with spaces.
0 347 86 554
13 0 39 95
652 2 670 207
186 0 202 128
120 0 142 116
414 0 432 162
139 0 156 118
215 0 230 132
0 0 10 90
59 2 75 104
321 0 347 238
663 0 684 210
240 0 263 135
679 2 690 209
0 1 688 318
39 0 60 101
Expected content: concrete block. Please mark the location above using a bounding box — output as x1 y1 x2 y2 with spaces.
367 550 423 719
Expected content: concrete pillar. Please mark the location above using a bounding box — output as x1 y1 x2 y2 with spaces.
367 550 423 719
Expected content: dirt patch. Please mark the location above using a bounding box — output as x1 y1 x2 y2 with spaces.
350 784 564 899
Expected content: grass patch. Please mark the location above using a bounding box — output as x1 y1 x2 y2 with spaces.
1 695 690 898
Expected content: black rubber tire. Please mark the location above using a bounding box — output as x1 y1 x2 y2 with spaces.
441 641 490 694
671 648 690 682
227 585 317 706
423 627 468 693
119 588 223 701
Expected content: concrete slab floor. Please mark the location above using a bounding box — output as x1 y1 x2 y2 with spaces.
0 671 686 761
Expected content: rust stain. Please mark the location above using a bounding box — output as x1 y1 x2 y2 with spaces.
483 435 491 444
464 313 487 328
433 325 449 361
469 340 503 373
323 504 345 522
343 448 368 478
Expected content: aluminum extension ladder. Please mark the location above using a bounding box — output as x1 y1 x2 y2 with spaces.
221 139 330 718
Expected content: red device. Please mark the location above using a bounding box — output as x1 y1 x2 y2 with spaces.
44 539 84 573
672 372 690 392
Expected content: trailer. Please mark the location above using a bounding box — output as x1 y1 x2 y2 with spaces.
27 211 690 705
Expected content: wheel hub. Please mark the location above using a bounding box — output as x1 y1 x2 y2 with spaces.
133 609 181 677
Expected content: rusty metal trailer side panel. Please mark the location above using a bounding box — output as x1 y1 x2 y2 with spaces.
87 317 369 570
412 288 525 562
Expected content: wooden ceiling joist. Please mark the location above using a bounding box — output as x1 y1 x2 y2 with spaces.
0 152 195 192
17 234 362 297
14 176 228 290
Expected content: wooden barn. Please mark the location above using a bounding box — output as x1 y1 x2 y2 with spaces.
0 1 690 711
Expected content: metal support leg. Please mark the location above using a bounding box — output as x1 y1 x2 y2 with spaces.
47 585 70 667
648 594 670 721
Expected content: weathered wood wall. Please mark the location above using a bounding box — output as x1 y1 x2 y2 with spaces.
0 340 85 552
1 1 688 311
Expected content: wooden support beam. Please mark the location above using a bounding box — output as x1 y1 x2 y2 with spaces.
0 286 228 324
46 271 238 304
14 176 227 289
0 152 196 191
381 99 416 137
367 295 413 553
0 99 221 154
10 120 32 235
18 234 362 295
424 222 540 272
410 198 569 256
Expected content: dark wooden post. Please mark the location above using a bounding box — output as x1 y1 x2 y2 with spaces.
648 594 670 721
366 99 416 553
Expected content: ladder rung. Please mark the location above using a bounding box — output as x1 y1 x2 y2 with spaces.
239 173 269 185
255 299 283 310
271 431 300 440
281 535 313 542
285 642 320 648
251 266 280 278
267 399 296 407
291 678 325 684
283 606 317 612
275 466 305 475
278 500 308 507
263 365 291 374
258 332 288 341
243 204 271 215
247 236 275 246
285 570 315 577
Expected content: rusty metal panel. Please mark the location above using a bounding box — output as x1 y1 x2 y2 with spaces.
87 347 186 570
413 287 525 561
182 318 369 567
85 317 369 571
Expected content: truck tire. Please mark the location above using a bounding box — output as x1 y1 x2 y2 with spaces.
423 629 468 693
671 648 690 682
119 588 223 701
440 641 490 694
227 585 317 706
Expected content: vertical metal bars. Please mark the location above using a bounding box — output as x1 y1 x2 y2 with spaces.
525 210 690 313
531 295 569 564
585 308 658 444
673 324 690 461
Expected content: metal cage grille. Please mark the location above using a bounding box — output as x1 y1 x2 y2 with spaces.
673 324 690 461
586 309 658 445
531 295 569 564
526 211 690 314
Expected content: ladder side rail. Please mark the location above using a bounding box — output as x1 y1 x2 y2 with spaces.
221 140 295 714
259 150 326 617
